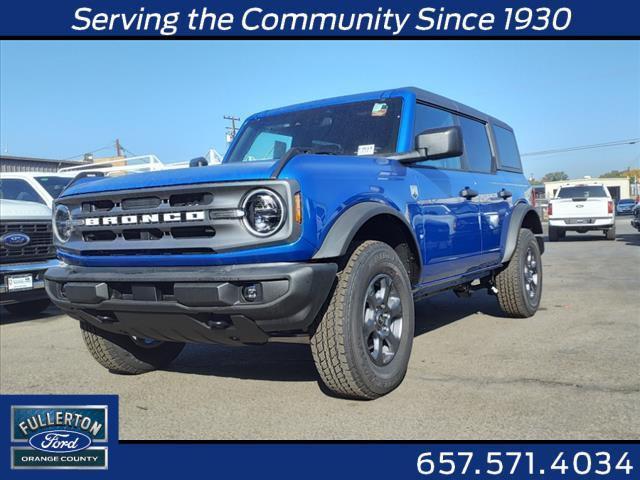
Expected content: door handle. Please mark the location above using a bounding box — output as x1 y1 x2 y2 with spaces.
498 188 513 199
459 187 478 200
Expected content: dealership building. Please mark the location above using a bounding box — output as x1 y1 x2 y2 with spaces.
0 155 85 173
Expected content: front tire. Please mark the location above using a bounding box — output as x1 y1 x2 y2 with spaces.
310 240 415 400
80 321 185 374
495 229 543 318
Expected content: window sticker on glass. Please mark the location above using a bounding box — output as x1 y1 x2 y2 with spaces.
371 103 388 117
357 144 375 156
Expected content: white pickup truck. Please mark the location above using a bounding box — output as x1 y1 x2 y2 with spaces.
547 183 616 241
1 199 60 315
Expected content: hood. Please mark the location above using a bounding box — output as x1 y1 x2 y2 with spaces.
61 161 278 197
0 199 52 220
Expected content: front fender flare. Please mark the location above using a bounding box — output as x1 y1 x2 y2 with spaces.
312 202 422 266
501 203 544 263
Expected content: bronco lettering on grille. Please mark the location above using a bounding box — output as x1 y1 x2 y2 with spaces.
84 210 205 226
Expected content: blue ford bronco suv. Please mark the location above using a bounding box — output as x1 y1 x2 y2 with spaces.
45 88 544 399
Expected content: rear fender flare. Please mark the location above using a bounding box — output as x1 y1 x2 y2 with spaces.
501 203 544 263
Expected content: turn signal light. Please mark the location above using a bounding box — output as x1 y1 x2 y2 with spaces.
294 192 302 224
608 201 613 214
547 202 553 216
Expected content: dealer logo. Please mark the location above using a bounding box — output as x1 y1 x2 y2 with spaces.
10 405 109 470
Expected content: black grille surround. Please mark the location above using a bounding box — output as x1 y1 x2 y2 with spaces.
55 180 300 257
1 222 56 263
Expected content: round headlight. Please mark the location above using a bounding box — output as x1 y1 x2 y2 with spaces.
242 189 285 237
53 204 72 242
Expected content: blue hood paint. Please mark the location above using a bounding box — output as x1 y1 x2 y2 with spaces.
61 161 277 197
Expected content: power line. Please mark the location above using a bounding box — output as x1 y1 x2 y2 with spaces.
521 138 640 157
62 143 114 161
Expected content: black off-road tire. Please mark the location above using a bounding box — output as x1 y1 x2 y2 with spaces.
310 240 415 400
4 299 50 316
80 321 185 374
548 226 561 242
605 225 616 240
495 229 543 318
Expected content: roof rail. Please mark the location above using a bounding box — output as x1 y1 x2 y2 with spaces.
58 155 167 176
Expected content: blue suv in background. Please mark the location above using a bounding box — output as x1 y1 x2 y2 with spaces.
45 88 544 399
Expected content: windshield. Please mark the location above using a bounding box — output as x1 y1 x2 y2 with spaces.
618 199 635 204
35 176 72 198
557 186 608 199
225 98 403 163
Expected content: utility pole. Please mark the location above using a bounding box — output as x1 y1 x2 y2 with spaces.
115 138 123 157
224 116 241 143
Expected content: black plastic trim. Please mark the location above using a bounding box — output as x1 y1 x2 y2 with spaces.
501 203 544 263
312 202 423 270
45 262 337 343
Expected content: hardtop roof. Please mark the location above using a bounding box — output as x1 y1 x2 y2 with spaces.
250 87 513 131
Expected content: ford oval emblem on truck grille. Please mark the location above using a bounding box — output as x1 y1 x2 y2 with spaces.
0 232 31 248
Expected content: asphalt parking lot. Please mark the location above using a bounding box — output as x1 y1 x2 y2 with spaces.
1 219 639 440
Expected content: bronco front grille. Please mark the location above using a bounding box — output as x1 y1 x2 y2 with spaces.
0 222 56 263
56 180 297 256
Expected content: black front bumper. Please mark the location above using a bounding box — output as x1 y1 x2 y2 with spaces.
45 262 337 345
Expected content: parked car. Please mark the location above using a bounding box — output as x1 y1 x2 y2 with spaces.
1 199 59 315
631 203 640 232
616 198 637 215
547 183 616 241
0 172 74 208
45 87 544 399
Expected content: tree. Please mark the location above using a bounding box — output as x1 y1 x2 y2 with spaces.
600 168 640 180
541 171 569 182
600 169 624 178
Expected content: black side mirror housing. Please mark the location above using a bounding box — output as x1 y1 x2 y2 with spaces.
398 126 463 164
189 157 208 168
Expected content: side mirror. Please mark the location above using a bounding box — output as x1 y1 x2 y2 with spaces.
189 157 208 168
400 126 463 164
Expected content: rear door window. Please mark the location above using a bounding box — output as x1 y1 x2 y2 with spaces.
458 116 493 173
493 125 523 171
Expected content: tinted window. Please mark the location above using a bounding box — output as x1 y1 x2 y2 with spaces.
413 104 462 169
494 125 522 170
227 98 402 163
556 186 608 199
459 116 492 173
0 179 45 204
35 176 72 198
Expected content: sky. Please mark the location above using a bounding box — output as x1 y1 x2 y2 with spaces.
1 40 639 179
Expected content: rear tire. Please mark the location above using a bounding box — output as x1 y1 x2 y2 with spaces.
4 299 50 316
80 321 185 374
310 240 414 400
606 226 616 240
495 229 542 318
